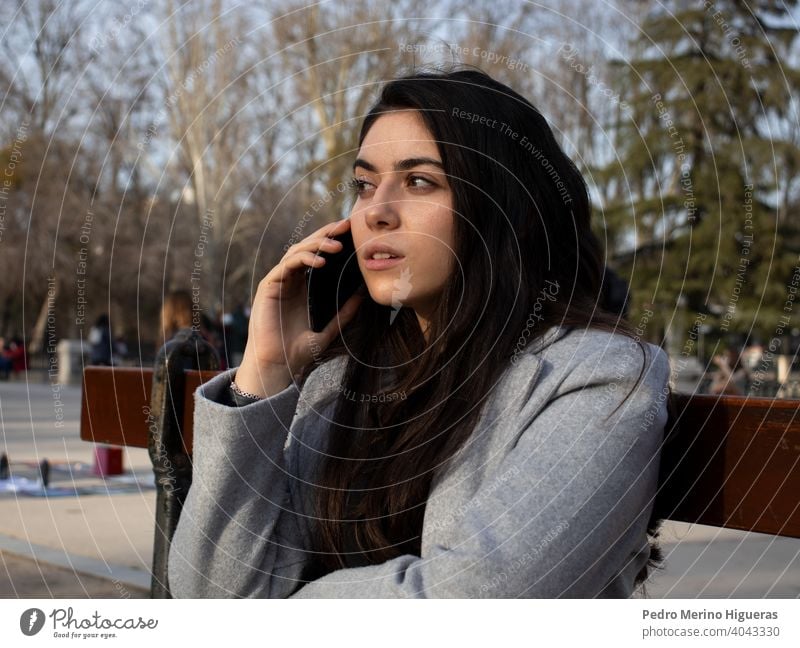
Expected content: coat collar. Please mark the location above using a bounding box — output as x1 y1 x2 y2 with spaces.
510 324 573 365
529 323 574 353
495 324 574 410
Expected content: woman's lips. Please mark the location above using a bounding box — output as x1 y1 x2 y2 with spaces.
364 256 405 271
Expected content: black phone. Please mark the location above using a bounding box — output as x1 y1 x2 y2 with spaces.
306 228 365 333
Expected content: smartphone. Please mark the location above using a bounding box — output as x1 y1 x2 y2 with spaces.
306 228 365 332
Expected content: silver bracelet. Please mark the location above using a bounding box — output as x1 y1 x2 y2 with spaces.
230 380 265 402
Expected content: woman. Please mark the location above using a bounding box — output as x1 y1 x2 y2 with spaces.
159 290 194 342
160 290 227 368
168 67 672 598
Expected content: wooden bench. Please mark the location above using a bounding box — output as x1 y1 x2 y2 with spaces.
79 330 800 597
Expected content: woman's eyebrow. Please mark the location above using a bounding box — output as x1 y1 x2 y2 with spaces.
353 157 444 172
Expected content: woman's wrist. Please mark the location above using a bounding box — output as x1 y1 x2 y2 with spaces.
230 380 266 402
235 354 294 398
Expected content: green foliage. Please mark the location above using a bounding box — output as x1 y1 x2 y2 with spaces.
597 1 800 343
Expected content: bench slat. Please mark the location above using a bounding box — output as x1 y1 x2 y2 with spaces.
660 394 800 538
80 367 212 452
79 367 800 538
80 367 153 448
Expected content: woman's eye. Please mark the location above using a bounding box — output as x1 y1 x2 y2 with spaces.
348 177 373 196
348 174 436 197
408 175 435 190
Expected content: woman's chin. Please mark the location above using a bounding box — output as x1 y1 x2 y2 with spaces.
363 283 405 307
368 292 399 308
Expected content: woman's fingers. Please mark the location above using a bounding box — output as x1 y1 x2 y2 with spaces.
283 230 345 261
316 218 351 240
266 221 352 290
259 251 326 298
258 218 352 299
275 219 351 278
299 219 351 249
280 250 326 277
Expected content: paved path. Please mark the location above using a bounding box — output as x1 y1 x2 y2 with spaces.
0 376 797 598
1 379 155 595
1 551 148 598
637 521 799 598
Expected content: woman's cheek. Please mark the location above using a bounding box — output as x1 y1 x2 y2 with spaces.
430 249 455 284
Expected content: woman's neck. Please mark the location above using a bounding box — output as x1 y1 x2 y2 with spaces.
416 313 431 343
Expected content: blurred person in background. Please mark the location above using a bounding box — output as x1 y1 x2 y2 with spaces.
0 337 15 379
709 346 750 396
88 314 113 366
160 290 194 343
160 290 225 368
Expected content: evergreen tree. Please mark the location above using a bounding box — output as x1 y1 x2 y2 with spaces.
595 0 800 348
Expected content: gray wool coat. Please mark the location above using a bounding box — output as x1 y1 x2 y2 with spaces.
168 325 671 598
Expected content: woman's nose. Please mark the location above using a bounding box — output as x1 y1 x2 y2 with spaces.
362 184 401 229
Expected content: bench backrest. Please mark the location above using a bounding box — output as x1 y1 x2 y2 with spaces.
80 365 800 539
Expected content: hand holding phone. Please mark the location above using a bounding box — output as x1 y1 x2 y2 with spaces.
234 219 365 398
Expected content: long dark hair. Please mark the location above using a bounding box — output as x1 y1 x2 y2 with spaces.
300 66 667 594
